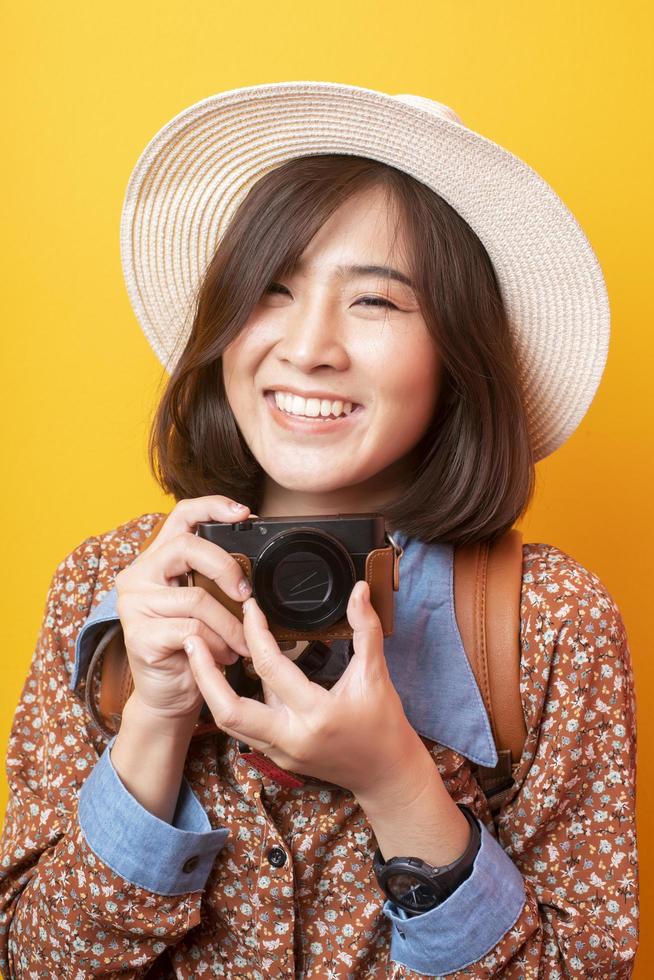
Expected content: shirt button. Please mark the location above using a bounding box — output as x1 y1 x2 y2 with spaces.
182 855 200 873
267 846 287 868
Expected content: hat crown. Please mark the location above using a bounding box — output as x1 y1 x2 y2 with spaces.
392 93 464 126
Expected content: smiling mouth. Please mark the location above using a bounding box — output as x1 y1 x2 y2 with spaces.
263 391 364 428
264 391 364 421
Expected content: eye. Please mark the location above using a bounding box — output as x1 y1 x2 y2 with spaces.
265 283 398 310
357 296 398 310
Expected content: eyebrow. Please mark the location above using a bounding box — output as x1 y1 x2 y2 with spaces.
294 260 416 290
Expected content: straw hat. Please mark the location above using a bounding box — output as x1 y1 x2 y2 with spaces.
120 80 610 462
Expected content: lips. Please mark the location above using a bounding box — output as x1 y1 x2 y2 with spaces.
263 390 363 432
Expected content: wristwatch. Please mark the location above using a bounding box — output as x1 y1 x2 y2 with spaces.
372 804 481 915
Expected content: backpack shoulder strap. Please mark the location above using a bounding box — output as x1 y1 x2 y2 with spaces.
452 528 527 814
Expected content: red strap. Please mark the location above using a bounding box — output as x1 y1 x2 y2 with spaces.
239 749 306 788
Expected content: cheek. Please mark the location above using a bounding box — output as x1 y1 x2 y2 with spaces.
222 337 252 395
222 319 273 378
382 341 441 416
221 351 250 427
221 343 237 380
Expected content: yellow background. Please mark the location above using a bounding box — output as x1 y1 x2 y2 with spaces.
2 0 652 972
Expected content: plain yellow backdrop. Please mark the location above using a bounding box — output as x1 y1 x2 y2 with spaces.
2 0 652 972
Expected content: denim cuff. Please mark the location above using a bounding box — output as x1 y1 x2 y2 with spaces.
70 587 121 691
383 814 526 975
77 735 229 894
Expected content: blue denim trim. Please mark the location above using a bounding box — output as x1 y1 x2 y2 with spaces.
77 735 229 895
70 587 120 691
382 815 526 975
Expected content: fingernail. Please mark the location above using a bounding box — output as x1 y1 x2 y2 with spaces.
238 577 252 596
361 583 370 604
242 598 251 614
231 501 248 512
183 638 195 655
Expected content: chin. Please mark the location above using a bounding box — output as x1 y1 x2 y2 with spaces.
277 476 349 494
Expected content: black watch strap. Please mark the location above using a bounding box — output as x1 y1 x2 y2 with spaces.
372 803 481 915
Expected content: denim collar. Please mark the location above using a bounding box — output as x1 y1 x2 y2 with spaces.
379 529 498 767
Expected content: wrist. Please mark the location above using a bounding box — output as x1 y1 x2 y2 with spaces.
354 738 473 870
123 691 202 742
352 729 436 814
111 694 200 824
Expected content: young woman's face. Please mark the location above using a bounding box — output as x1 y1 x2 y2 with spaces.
222 184 442 516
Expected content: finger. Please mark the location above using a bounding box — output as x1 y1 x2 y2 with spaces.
129 531 251 603
153 496 251 550
211 721 272 754
118 586 250 657
123 615 241 667
242 597 319 712
183 634 279 745
343 580 388 682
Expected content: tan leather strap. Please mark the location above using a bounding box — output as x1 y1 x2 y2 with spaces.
453 528 526 813
85 622 125 739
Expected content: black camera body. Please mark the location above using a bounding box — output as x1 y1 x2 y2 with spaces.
189 512 400 701
193 512 389 633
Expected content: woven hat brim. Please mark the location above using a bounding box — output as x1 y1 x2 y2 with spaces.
120 80 610 462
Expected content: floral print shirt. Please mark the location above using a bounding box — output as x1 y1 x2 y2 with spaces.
0 511 639 978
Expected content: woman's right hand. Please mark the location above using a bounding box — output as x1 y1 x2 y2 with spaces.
114 496 255 724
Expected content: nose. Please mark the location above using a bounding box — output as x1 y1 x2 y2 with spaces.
274 293 350 372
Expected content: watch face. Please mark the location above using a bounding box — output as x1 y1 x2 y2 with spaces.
386 871 438 913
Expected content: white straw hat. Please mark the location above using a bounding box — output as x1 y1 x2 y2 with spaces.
120 80 610 462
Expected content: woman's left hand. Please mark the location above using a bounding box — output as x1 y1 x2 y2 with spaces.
183 580 424 797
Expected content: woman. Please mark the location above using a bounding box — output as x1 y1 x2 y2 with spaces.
0 82 638 977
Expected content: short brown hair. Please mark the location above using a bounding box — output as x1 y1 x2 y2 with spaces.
148 154 535 545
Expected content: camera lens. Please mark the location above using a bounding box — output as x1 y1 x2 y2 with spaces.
253 527 356 632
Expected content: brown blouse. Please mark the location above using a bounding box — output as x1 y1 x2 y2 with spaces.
0 511 639 977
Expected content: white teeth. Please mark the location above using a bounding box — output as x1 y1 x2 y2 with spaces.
272 391 355 419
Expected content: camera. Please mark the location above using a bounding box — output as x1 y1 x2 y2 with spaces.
187 513 402 697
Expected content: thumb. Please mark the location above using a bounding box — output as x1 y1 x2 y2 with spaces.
345 581 388 679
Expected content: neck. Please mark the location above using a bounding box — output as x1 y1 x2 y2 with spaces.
258 459 414 520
